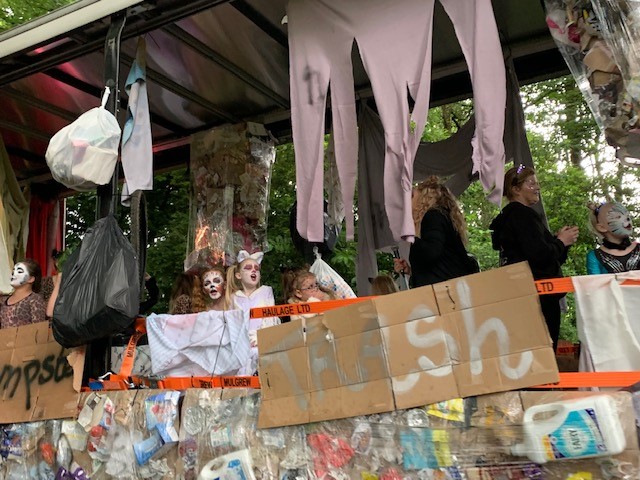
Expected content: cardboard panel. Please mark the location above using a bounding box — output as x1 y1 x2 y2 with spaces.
258 347 309 400
335 331 388 384
257 264 559 428
372 285 439 327
0 322 82 424
309 379 395 423
434 262 537 313
257 319 305 355
258 394 310 428
381 316 451 377
391 367 458 410
450 295 552 363
454 347 559 398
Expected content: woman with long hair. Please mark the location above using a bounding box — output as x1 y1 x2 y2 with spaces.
394 176 478 286
1 259 46 328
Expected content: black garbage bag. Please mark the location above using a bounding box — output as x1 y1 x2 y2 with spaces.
52 215 140 347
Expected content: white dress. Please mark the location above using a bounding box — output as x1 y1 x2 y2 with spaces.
231 285 280 372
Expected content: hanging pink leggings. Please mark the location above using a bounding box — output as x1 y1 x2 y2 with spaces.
289 0 506 242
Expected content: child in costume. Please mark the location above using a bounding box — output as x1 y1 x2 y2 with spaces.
282 268 332 323
227 251 279 348
587 201 640 274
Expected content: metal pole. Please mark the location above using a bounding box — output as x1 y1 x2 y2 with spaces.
86 12 127 384
96 12 126 219
392 247 409 291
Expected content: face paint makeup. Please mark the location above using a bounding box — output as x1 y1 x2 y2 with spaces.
238 260 260 290
10 263 30 288
606 203 633 238
202 271 224 300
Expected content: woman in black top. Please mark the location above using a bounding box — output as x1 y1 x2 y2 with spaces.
394 176 478 286
489 165 579 351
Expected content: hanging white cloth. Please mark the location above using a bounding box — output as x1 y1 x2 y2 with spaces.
121 36 153 206
146 309 251 377
573 272 640 372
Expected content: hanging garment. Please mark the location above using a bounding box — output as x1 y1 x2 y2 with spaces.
121 37 153 206
573 272 640 372
289 0 506 243
0 136 29 294
146 309 251 377
355 58 528 294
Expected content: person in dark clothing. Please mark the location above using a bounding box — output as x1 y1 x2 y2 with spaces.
394 176 479 286
489 165 579 352
139 272 160 315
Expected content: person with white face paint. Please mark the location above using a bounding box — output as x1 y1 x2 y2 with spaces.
227 251 279 353
587 201 640 274
194 267 228 312
0 258 46 328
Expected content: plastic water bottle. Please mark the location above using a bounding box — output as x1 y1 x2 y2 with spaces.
511 395 626 463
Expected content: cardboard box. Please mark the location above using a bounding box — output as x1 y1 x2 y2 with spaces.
0 322 82 423
258 263 559 428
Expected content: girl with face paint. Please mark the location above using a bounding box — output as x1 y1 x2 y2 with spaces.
227 251 280 359
0 259 46 328
195 267 228 312
587 201 640 274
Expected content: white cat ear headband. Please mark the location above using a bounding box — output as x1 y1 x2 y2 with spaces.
237 250 264 265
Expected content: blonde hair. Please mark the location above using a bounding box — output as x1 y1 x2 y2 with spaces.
192 266 228 312
370 275 398 295
413 176 468 244
282 267 333 303
503 165 536 201
226 256 261 306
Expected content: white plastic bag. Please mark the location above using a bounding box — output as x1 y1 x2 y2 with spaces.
46 87 121 191
309 250 356 299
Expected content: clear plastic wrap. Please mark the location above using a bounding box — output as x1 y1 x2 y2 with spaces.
1 390 637 479
187 123 275 270
545 0 640 163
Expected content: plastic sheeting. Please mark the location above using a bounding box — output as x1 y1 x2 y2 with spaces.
0 389 637 480
187 123 275 269
545 0 640 163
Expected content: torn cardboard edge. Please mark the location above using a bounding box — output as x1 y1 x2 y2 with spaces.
0 321 84 424
257 263 560 428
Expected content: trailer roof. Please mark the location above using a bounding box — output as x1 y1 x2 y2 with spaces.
0 0 567 195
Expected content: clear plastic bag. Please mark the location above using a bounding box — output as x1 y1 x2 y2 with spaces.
45 87 121 192
52 215 140 347
308 253 356 299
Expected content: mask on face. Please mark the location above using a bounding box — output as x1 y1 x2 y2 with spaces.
10 263 30 288
202 271 225 300
606 203 633 238
237 260 260 290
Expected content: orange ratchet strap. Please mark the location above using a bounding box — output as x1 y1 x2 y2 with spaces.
159 376 261 390
530 371 640 389
250 277 640 318
250 296 372 319
118 316 147 377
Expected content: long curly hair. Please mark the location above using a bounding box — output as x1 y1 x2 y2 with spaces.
192 266 228 312
412 176 468 244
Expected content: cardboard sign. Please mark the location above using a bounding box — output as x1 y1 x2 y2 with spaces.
0 322 82 423
257 263 559 428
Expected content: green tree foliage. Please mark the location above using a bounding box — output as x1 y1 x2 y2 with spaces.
61 75 640 345
0 0 76 31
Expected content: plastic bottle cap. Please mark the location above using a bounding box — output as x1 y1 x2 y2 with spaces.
511 443 526 457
